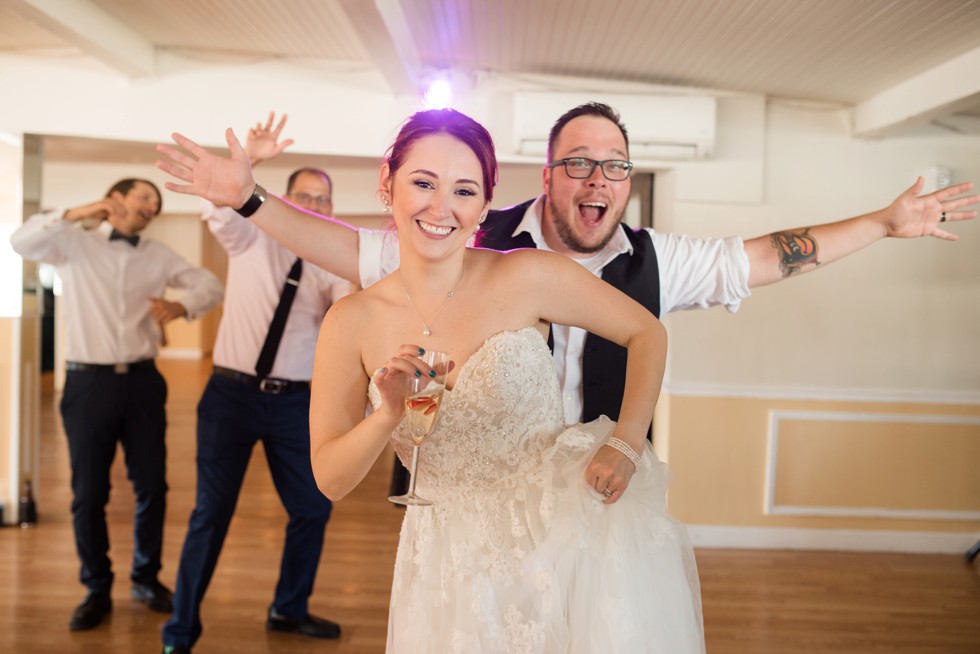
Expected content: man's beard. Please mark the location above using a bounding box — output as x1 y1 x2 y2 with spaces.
549 198 623 255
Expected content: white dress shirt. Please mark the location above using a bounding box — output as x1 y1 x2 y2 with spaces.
11 211 224 364
205 203 350 381
357 195 751 423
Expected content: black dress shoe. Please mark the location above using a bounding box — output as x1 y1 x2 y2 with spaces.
162 646 191 654
267 608 341 639
131 579 174 613
69 590 112 631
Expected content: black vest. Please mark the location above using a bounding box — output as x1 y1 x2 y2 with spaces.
476 201 661 423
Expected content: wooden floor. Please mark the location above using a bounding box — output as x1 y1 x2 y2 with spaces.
1 358 978 653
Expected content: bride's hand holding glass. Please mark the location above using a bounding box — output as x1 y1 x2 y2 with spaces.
375 347 452 506
372 346 442 418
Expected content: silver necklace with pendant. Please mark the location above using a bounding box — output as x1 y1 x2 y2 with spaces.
400 266 464 337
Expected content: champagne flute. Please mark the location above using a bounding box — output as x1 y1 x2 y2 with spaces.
388 350 450 506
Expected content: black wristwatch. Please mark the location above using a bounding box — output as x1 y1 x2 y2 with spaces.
236 184 267 218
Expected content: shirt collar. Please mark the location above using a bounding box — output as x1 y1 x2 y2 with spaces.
511 195 548 246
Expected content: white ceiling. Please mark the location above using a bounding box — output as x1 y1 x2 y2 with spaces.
3 0 980 162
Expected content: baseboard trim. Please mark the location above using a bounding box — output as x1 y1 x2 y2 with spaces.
687 525 979 554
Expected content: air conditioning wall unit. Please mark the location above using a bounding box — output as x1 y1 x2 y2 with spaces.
512 91 717 160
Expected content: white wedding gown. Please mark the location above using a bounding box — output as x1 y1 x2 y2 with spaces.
369 327 705 653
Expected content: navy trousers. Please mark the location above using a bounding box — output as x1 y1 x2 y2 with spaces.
163 374 332 648
60 365 168 593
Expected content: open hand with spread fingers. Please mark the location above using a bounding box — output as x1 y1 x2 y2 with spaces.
883 177 978 240
156 128 256 210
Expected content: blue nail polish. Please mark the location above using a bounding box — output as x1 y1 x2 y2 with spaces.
429 370 436 378
414 370 422 377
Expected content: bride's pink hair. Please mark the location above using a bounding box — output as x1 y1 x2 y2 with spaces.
384 109 498 203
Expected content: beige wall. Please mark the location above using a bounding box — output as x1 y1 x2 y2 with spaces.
655 101 980 550
663 394 979 533
142 212 214 358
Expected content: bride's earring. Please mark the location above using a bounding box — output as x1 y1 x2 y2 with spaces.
475 214 487 232
380 194 391 214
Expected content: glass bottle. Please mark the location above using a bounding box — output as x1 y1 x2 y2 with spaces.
19 479 37 527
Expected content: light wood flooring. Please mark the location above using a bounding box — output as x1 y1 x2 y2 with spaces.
1 358 978 653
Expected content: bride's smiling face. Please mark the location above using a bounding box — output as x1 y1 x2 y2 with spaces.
382 133 490 258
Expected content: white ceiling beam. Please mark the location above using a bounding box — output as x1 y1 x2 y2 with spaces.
339 0 419 96
930 113 980 136
853 45 980 139
4 0 155 77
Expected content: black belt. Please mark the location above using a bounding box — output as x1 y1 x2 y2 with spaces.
66 359 155 374
212 366 310 395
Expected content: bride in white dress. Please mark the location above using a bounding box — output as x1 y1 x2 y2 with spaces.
306 108 704 653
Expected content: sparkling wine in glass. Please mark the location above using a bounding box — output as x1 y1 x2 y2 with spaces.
388 350 450 506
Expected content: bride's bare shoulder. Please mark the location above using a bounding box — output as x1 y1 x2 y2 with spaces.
486 247 568 277
324 276 397 329
469 246 555 265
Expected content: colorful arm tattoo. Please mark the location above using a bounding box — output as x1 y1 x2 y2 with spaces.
770 228 819 277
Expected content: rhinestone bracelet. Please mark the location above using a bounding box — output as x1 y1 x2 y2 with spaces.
603 437 642 468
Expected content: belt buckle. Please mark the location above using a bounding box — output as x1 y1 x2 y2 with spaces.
259 378 287 394
113 363 128 374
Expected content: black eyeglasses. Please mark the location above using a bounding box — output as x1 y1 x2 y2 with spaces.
289 192 332 207
548 157 634 181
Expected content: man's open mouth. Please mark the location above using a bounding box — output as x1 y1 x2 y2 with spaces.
578 201 607 226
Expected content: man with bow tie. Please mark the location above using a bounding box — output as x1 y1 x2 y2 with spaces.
10 178 223 632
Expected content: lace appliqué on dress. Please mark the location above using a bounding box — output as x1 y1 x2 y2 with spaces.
370 327 704 653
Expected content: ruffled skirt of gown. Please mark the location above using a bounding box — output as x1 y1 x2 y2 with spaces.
387 417 704 654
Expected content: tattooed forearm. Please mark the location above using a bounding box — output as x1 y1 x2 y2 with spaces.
770 228 820 277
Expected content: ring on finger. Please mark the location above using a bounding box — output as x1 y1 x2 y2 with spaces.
602 487 613 497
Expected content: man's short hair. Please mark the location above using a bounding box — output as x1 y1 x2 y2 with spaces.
105 178 163 215
286 168 332 197
547 102 630 163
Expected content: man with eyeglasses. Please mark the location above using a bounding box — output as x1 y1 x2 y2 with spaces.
284 171 335 214
156 103 977 497
162 115 349 654
472 102 976 431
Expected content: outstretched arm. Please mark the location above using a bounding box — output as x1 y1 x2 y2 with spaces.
744 178 978 287
156 128 362 282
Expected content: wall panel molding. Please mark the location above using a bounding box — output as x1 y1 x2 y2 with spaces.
764 410 980 521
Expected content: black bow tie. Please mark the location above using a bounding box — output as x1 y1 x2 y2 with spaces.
109 229 140 247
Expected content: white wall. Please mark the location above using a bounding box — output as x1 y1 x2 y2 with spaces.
4 51 979 402
664 101 980 401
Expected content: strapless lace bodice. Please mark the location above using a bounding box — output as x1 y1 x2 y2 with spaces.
370 327 565 497
370 327 704 653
